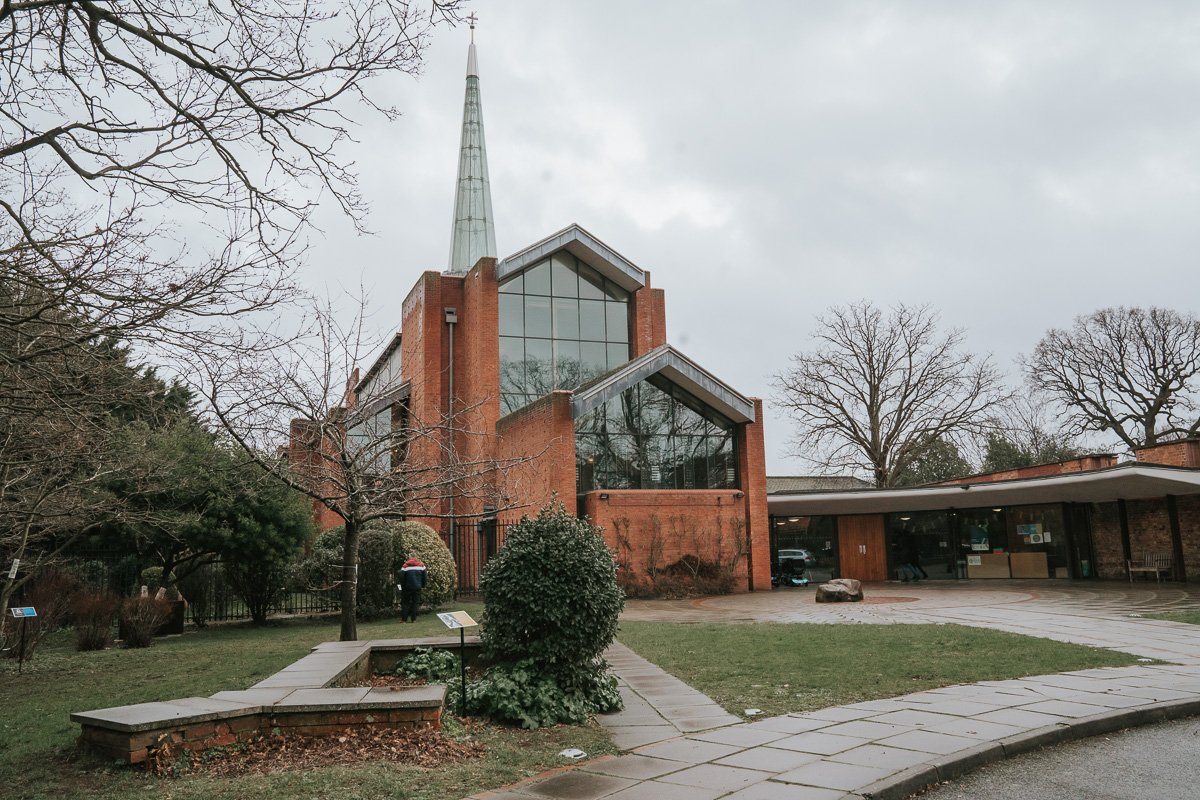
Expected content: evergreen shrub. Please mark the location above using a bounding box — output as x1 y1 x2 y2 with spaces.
475 502 624 728
302 520 455 618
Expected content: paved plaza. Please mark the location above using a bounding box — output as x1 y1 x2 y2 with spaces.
472 581 1200 800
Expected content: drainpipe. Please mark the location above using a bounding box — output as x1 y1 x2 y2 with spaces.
445 307 458 553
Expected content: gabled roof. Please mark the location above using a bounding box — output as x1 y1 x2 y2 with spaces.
571 344 755 424
497 224 646 292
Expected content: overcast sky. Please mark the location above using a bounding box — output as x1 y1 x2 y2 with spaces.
301 1 1200 475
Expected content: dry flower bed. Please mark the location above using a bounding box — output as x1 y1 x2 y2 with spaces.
149 724 485 777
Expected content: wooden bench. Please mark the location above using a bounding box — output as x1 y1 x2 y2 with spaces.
1127 552 1173 583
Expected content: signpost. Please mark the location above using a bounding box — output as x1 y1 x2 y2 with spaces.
437 611 478 715
7 606 37 673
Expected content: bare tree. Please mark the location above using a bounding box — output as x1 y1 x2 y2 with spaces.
1024 307 1200 450
773 302 1010 487
1 0 460 600
2 0 459 359
980 395 1085 472
197 299 531 641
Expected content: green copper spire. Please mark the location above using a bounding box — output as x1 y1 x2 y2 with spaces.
447 17 496 274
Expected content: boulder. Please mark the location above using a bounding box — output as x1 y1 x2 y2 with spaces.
815 578 864 603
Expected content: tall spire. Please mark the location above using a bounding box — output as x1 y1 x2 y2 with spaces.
447 14 496 274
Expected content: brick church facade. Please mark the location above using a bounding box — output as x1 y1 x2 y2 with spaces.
293 29 771 592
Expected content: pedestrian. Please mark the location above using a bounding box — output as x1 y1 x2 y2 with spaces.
903 533 929 581
398 554 427 623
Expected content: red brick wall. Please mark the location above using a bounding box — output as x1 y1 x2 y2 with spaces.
1089 502 1125 579
1135 440 1200 468
1126 498 1174 557
737 399 771 590
939 455 1118 485
579 489 754 590
630 270 667 357
454 257 502 520
495 391 578 516
288 418 344 531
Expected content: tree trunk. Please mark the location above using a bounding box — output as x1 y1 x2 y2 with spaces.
339 520 360 641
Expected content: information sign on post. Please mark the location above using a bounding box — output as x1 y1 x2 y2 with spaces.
6 607 37 674
437 611 478 716
8 607 37 618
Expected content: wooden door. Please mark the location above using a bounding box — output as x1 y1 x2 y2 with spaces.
837 514 888 582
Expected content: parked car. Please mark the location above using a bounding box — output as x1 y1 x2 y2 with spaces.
777 548 817 566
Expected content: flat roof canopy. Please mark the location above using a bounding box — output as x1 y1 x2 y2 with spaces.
768 463 1200 517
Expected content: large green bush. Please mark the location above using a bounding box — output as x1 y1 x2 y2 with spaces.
302 520 455 618
476 503 624 727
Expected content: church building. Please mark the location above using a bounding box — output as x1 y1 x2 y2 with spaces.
306 28 771 592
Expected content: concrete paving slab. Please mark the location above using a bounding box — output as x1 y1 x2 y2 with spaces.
606 726 680 750
720 782 849 800
713 746 824 772
272 687 370 711
819 720 915 740
923 716 1024 740
825 743 937 771
770 731 871 756
633 738 742 764
578 754 686 781
773 759 893 791
522 771 636 799
877 729 978 756
656 763 772 792
687 726 789 747
744 716 834 735
602 780 723 800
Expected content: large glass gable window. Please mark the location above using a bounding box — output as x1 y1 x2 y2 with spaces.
575 375 738 491
499 253 630 414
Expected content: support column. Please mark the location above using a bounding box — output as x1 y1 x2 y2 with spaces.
1166 495 1188 583
1117 499 1132 564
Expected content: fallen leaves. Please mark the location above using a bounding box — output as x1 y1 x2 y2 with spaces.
148 725 485 778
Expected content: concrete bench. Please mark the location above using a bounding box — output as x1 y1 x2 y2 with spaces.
71 636 477 765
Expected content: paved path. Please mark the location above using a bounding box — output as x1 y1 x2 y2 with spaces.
471 582 1200 800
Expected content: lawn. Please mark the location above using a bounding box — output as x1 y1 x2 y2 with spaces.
0 606 614 800
1146 610 1200 625
617 621 1143 718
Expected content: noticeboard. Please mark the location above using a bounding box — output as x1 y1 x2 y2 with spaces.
437 610 478 629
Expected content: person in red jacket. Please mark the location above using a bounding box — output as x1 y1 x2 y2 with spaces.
398 555 427 623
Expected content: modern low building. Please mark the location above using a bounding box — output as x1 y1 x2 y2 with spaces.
768 441 1200 583
294 29 770 591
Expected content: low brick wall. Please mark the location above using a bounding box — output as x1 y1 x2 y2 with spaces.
72 636 467 766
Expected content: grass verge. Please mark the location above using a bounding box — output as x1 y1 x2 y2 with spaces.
0 606 615 800
1145 610 1200 625
617 621 1142 718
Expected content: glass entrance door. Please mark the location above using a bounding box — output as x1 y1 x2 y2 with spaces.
771 516 839 584
887 511 960 580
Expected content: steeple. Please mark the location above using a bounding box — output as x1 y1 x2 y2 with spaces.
447 15 496 274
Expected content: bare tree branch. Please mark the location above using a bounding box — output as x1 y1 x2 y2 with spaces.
772 301 1011 487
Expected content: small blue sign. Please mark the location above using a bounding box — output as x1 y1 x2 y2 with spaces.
8 607 36 618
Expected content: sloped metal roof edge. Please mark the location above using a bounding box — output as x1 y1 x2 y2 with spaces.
496 223 646 291
767 462 1200 515
571 344 755 423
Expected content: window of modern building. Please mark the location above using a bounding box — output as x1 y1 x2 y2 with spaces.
498 253 630 414
574 375 738 491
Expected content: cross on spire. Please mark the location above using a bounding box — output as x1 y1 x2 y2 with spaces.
467 12 477 42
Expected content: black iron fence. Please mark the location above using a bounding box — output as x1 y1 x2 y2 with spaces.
62 550 338 625
446 517 515 596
